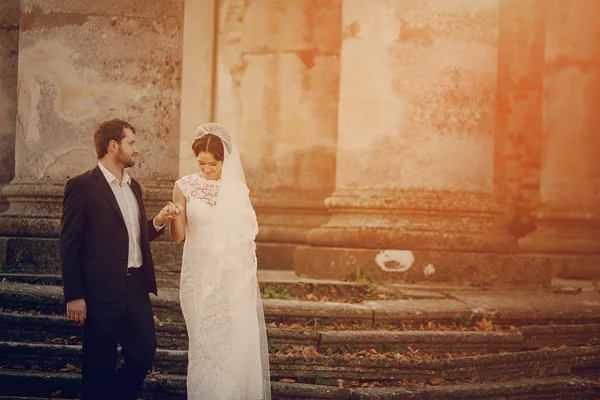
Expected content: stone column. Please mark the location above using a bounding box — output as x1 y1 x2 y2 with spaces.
0 0 19 213
493 0 545 237
0 0 183 273
179 0 217 178
213 0 342 269
0 0 183 236
520 0 600 275
296 0 530 285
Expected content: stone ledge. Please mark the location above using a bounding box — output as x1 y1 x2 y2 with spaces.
4 341 600 387
349 375 600 399
0 369 598 399
317 330 524 354
269 346 600 383
0 237 184 273
0 273 62 285
521 324 600 349
263 299 373 325
0 368 180 399
294 246 566 285
269 327 320 348
4 281 600 329
0 237 292 275
4 311 600 356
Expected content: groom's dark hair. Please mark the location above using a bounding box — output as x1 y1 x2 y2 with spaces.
94 118 136 158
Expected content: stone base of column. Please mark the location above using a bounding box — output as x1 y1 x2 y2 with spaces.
0 179 176 237
294 190 574 284
294 246 600 285
519 208 600 254
253 195 330 270
306 190 519 252
0 180 183 288
0 181 64 237
255 242 298 271
0 183 325 280
0 235 183 277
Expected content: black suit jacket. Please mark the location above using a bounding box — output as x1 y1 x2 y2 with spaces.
59 165 164 303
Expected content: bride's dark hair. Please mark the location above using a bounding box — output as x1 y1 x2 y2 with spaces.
192 134 224 161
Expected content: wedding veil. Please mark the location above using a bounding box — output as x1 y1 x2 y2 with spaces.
192 123 271 399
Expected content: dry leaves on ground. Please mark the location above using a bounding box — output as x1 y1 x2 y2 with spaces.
279 378 296 383
271 345 481 360
59 363 80 373
267 320 515 333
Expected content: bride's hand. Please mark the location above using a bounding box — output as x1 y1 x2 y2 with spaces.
166 201 183 217
158 202 181 223
172 202 184 214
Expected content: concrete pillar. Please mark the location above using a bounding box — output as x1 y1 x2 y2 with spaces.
0 0 184 276
296 0 534 285
213 0 343 269
520 0 600 277
179 0 217 178
493 0 545 237
0 0 184 237
0 0 19 212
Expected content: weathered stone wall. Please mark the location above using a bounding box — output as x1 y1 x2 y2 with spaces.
334 0 499 194
215 0 342 202
0 0 19 212
208 0 343 268
520 0 600 266
295 0 524 283
493 0 545 237
3 0 600 282
179 0 216 178
538 0 600 214
0 0 184 236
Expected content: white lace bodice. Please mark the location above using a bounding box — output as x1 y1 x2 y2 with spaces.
177 173 220 206
175 174 221 241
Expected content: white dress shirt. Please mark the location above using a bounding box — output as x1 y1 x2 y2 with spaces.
98 162 152 269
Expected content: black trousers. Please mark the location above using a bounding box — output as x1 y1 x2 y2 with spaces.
81 269 157 400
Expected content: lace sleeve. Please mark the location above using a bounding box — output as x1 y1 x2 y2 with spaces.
175 175 191 202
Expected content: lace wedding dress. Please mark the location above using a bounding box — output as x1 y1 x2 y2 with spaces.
176 172 270 400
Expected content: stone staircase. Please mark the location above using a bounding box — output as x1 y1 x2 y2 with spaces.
1 271 600 399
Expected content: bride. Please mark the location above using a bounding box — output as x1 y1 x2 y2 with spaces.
166 123 271 399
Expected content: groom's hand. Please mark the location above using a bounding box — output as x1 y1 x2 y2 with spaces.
157 201 182 225
66 298 86 325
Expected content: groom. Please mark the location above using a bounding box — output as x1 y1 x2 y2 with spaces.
60 118 180 400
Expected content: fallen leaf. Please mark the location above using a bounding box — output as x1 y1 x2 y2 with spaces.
59 363 80 373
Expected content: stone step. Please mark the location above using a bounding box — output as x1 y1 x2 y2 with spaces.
0 368 183 400
0 398 71 400
3 280 600 330
0 341 187 375
2 340 600 383
347 376 600 399
0 270 383 302
273 328 526 355
272 346 600 384
0 237 183 277
0 274 61 286
0 237 296 276
3 311 600 354
0 369 598 400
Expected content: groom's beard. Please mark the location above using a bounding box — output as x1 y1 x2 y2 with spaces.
118 149 136 168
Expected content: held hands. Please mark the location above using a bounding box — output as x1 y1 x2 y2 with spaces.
66 298 86 325
156 201 184 226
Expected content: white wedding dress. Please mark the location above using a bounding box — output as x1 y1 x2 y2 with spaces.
176 172 270 400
